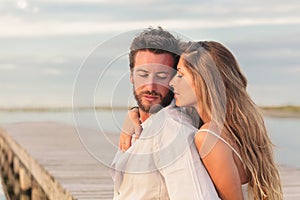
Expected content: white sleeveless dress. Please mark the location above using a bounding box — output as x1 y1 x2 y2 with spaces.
242 183 254 200
197 129 254 200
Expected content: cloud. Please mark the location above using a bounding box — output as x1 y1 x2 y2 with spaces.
286 66 300 74
0 83 18 90
32 6 39 13
32 57 66 65
178 3 300 15
32 0 160 6
0 64 17 70
43 68 62 76
16 0 40 13
1 15 300 38
16 0 29 10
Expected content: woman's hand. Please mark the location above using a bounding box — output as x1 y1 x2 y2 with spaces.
119 107 142 151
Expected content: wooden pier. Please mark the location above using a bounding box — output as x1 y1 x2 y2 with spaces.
0 122 299 199
0 122 117 200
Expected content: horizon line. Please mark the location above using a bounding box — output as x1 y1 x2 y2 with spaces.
1 105 300 112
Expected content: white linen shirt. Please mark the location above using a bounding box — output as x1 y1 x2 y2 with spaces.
110 101 220 200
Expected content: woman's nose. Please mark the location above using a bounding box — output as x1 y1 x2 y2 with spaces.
169 76 176 88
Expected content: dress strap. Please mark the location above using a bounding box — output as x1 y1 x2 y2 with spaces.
196 129 243 162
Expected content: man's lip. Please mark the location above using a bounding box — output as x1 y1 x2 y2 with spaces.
143 94 159 101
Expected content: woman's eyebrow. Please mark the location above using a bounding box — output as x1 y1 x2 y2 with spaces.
177 67 183 71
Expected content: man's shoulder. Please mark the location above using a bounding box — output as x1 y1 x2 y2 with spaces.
141 101 198 135
153 103 195 128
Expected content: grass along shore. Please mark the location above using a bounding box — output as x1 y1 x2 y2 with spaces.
1 105 300 118
260 105 300 118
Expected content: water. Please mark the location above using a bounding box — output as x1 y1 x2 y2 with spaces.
0 109 127 134
0 110 300 168
0 178 5 200
264 117 300 168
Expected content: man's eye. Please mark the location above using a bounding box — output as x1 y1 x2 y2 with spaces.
137 73 149 77
156 72 168 79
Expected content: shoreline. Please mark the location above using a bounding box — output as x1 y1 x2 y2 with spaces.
1 106 300 119
261 109 300 119
260 105 300 118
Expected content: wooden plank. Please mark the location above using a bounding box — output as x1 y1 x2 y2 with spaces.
0 122 299 199
278 165 300 199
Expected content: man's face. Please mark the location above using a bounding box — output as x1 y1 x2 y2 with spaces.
131 50 175 113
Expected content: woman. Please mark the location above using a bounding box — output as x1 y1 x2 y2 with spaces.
168 41 283 199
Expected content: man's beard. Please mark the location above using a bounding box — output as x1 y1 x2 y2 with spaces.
134 89 174 113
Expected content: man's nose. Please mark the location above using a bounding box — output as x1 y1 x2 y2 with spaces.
143 74 158 89
144 81 157 91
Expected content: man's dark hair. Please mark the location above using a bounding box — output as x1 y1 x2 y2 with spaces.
129 27 180 71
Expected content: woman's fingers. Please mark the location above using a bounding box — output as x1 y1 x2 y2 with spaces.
119 132 132 151
119 108 142 151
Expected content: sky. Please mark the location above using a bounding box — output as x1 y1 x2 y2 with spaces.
1 0 300 107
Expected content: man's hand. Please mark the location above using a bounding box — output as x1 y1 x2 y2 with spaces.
119 107 142 151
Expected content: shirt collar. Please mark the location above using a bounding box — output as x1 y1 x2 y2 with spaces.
141 100 176 129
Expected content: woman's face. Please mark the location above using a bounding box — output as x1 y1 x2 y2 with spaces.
169 57 197 109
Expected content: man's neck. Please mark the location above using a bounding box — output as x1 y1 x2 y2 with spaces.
139 109 151 123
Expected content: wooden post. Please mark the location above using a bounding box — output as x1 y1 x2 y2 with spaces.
32 180 48 200
19 166 32 191
13 156 20 175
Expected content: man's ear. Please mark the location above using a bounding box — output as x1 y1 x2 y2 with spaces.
130 72 134 84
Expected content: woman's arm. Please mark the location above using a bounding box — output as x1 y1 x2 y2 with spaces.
195 128 244 200
119 107 142 151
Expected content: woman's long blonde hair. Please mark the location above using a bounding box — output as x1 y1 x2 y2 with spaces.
181 41 283 200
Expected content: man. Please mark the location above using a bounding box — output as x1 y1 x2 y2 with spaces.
119 27 179 150
110 27 219 200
